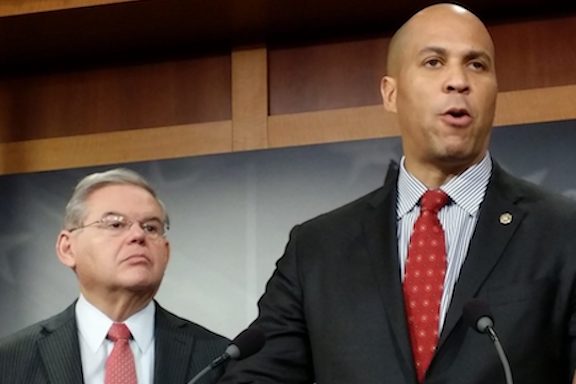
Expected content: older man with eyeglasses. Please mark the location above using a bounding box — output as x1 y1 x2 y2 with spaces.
0 168 229 384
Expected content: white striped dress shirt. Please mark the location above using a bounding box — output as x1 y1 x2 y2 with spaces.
397 154 492 331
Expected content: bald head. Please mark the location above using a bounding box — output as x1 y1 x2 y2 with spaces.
386 3 495 77
380 2 498 186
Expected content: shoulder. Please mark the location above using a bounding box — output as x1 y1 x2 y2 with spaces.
0 305 74 350
493 162 576 217
297 160 399 233
0 305 75 354
0 308 73 381
0 321 43 381
311 187 383 223
286 183 389 248
0 321 44 354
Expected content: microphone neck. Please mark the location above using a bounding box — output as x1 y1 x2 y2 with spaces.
486 326 498 343
486 326 514 384
210 353 231 369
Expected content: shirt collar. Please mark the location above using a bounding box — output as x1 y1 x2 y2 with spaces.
397 153 492 218
76 294 156 354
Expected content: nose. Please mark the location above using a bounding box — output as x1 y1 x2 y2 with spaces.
443 66 470 94
127 221 147 243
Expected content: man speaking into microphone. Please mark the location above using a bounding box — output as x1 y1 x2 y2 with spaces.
220 3 576 384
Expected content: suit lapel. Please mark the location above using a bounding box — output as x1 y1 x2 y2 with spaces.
365 161 529 379
37 304 84 384
438 163 526 347
35 302 199 384
154 305 197 384
362 162 417 381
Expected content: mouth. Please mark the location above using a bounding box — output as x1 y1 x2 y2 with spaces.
440 108 472 127
124 254 151 265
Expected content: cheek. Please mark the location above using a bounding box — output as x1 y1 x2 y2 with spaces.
397 85 433 119
475 82 498 113
475 98 496 135
78 240 120 268
482 97 497 121
152 244 170 265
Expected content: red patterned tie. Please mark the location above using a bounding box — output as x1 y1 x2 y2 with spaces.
403 189 449 383
105 323 137 384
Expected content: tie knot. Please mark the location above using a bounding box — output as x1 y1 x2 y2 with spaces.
420 189 449 213
107 323 132 342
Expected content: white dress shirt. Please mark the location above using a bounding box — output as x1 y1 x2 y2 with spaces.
76 294 156 384
397 153 492 331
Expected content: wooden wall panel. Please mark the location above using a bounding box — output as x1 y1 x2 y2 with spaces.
268 85 576 148
491 14 576 91
269 38 388 115
0 55 231 142
232 47 268 151
494 85 576 126
1 9 575 175
0 121 232 175
269 14 576 115
268 105 394 148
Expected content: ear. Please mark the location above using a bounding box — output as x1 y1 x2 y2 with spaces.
381 75 398 113
164 239 171 263
56 230 77 269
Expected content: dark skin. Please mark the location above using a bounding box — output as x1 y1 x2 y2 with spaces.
380 3 498 188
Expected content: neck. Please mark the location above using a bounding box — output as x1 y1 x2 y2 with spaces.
81 289 155 322
404 155 485 189
406 163 457 189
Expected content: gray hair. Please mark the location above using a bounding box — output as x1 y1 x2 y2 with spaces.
64 168 169 230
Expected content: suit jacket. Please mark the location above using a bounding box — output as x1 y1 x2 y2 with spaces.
220 160 576 383
0 301 229 384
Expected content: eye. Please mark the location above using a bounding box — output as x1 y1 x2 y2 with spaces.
101 215 128 230
468 60 487 71
142 221 162 235
424 58 443 68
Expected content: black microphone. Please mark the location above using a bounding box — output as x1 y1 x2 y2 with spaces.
187 327 266 384
463 299 514 384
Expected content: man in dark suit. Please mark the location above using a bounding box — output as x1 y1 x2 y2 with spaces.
0 168 229 383
220 3 576 383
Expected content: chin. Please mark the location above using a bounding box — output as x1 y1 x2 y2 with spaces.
122 274 161 292
438 151 482 170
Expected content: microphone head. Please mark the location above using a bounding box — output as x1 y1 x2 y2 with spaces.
463 298 494 334
225 327 266 360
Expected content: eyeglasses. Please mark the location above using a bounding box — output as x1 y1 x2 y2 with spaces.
69 213 169 239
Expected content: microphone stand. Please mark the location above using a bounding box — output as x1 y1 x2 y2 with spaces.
187 353 231 384
486 326 513 384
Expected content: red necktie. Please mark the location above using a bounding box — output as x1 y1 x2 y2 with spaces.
105 323 137 384
403 189 449 383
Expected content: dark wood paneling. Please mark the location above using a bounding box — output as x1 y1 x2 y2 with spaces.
269 38 388 115
491 15 576 91
0 55 231 142
269 15 576 115
2 0 576 70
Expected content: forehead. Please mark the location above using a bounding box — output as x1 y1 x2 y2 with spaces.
84 184 162 216
401 10 494 59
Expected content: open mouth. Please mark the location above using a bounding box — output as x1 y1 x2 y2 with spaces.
445 108 470 118
441 108 472 126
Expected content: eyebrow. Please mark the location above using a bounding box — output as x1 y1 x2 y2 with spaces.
100 211 164 222
418 46 493 65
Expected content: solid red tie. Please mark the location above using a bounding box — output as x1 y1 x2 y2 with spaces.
105 323 137 384
403 189 449 383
